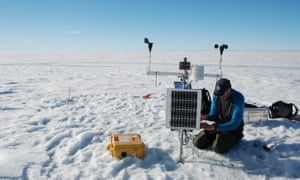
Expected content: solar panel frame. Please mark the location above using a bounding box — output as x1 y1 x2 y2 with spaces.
166 89 202 130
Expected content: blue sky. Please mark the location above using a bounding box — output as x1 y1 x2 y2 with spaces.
0 0 299 51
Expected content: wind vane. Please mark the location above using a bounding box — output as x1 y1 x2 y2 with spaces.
144 38 154 72
144 38 153 54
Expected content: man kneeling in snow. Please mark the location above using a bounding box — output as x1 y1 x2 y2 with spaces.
193 78 244 154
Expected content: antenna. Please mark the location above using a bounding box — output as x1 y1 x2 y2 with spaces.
214 44 228 79
144 38 154 72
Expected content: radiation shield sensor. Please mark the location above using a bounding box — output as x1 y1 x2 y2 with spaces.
189 65 204 81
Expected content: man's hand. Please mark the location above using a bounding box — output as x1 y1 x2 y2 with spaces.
200 115 207 121
200 122 216 132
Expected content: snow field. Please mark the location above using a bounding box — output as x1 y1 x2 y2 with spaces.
0 51 300 179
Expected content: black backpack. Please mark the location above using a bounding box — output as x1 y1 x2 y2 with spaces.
201 88 212 115
268 101 298 119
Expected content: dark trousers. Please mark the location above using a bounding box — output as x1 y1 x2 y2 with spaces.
193 130 243 154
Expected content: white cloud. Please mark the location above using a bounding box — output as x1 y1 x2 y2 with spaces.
63 30 83 35
24 40 32 44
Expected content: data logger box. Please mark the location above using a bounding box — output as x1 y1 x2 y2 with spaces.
107 133 145 159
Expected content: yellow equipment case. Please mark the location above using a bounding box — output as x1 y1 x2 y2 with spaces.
107 133 145 159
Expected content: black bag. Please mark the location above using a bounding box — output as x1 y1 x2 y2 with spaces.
201 88 212 115
268 101 298 119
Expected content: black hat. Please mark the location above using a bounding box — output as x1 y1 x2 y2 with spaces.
214 78 231 96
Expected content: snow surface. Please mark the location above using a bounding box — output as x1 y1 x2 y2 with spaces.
0 51 300 179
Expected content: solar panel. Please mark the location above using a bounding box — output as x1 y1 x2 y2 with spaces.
166 89 202 130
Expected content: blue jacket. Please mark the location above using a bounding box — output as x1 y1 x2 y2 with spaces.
207 89 244 131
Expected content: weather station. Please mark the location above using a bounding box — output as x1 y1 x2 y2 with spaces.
144 38 228 163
